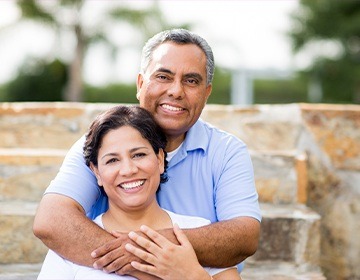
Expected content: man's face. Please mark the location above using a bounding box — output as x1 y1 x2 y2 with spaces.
136 42 212 139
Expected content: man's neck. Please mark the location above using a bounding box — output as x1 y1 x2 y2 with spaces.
165 133 186 152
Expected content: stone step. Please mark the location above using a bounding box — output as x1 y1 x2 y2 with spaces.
0 201 47 264
0 102 112 150
255 204 321 267
1 103 304 152
0 262 326 280
0 148 67 202
242 260 326 280
0 148 307 205
0 264 42 280
0 201 320 266
252 150 308 204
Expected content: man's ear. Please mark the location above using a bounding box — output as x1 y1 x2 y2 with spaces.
205 83 212 101
136 73 144 101
90 163 103 186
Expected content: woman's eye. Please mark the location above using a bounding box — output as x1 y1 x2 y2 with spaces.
106 158 118 164
133 153 146 159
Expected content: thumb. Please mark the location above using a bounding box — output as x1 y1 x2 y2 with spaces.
111 230 123 238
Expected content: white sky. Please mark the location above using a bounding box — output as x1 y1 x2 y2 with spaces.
0 0 301 85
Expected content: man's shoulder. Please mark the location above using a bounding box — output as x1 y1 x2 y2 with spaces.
195 119 246 147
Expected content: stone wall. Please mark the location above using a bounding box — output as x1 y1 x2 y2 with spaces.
203 103 360 279
0 102 359 279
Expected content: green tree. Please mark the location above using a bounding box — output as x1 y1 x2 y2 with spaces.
5 58 67 102
15 0 184 102
289 0 360 103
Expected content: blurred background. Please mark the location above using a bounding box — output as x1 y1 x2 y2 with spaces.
0 0 359 105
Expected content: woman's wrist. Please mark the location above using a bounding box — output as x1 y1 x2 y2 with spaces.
189 267 212 280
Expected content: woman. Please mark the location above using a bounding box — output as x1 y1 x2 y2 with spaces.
37 105 240 280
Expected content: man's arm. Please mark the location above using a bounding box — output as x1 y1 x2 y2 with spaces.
94 216 260 272
184 217 260 267
33 193 114 266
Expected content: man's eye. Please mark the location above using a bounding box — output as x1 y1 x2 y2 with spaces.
186 78 199 85
157 75 168 80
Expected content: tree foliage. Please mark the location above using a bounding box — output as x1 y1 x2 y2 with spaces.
289 0 360 103
14 0 185 102
5 58 67 102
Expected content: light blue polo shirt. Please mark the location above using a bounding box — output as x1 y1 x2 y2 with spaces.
45 118 261 271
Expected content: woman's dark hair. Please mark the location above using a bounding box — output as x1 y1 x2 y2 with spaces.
83 105 168 183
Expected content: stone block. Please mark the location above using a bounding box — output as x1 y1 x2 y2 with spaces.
0 202 47 264
0 102 113 149
255 204 321 266
252 151 308 204
301 104 360 171
201 104 302 151
242 260 326 280
0 149 66 202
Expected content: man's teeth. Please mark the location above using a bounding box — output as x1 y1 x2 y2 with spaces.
120 180 145 190
162 104 183 111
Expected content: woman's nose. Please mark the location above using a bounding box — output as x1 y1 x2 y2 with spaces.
119 159 138 176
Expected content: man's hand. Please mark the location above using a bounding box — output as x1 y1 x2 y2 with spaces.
92 230 161 280
92 230 140 274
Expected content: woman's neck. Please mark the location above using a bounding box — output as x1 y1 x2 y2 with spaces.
102 201 172 233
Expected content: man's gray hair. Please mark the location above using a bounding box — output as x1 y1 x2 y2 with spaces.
140 29 215 86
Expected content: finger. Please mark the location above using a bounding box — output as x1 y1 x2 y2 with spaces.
93 248 124 271
128 231 164 254
101 255 130 274
91 238 120 259
115 263 136 276
139 225 172 248
125 243 157 265
111 230 123 238
173 223 191 247
130 261 158 276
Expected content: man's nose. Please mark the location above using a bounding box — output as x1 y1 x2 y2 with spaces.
167 80 184 99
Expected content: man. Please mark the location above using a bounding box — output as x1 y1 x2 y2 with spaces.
33 29 261 278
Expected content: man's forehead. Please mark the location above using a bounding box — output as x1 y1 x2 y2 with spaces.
149 43 206 69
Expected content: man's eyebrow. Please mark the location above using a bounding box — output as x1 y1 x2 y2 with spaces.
184 72 203 82
156 67 175 75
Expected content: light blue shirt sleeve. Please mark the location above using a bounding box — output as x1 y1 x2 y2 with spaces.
213 134 261 222
44 136 103 215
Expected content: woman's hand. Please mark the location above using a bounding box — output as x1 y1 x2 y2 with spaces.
125 224 211 280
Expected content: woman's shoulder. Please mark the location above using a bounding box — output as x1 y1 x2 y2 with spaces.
164 210 211 229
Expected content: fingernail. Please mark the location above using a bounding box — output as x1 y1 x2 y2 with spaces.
125 243 132 250
91 252 97 258
128 231 136 238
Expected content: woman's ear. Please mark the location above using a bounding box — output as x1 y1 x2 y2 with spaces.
90 163 103 186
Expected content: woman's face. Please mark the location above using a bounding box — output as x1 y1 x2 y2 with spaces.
91 125 164 212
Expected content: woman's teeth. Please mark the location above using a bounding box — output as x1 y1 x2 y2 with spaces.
120 180 145 190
